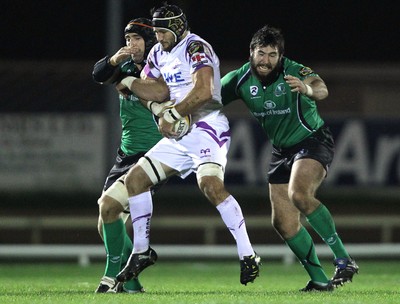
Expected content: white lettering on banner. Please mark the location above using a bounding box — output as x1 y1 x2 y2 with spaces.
226 118 400 186
1 115 399 190
226 120 258 183
327 120 371 184
373 137 400 184
0 114 106 191
326 120 400 185
227 120 272 184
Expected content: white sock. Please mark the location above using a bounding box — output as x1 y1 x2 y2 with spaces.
128 191 153 253
216 195 254 259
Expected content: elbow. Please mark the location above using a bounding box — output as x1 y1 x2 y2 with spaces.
321 87 329 100
158 92 170 102
313 85 328 101
200 86 213 102
202 91 213 101
157 85 170 101
192 83 213 104
198 92 212 105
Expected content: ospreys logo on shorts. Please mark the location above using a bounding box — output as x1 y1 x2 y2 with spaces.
200 148 211 158
299 66 314 76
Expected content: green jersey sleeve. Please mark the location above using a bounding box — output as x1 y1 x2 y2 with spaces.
221 69 241 106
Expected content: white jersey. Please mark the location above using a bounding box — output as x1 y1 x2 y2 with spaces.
142 32 231 178
143 32 222 122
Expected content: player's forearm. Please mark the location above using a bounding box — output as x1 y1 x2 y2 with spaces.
175 86 212 117
135 79 169 101
120 77 169 101
92 56 120 84
174 68 214 116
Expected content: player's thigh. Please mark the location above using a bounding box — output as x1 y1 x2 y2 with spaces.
198 175 229 205
125 161 166 194
289 158 325 198
145 138 194 179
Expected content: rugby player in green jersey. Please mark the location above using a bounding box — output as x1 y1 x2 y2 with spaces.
92 18 168 293
221 25 359 291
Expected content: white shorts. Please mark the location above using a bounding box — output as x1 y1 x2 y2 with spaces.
146 112 231 179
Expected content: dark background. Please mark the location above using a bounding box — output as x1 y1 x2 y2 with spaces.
1 0 399 245
1 0 398 63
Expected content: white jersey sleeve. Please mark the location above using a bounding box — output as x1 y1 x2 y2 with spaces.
143 44 163 80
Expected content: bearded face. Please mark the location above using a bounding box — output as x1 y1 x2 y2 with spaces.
250 45 282 84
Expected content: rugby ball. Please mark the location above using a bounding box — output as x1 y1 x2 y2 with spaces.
172 115 191 139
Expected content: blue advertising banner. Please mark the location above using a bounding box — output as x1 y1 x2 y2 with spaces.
0 114 398 192
225 117 400 187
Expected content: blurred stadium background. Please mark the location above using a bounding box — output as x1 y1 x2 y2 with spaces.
1 0 399 263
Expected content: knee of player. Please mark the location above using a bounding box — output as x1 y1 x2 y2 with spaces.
196 163 227 203
288 190 311 210
198 176 219 193
272 217 301 238
97 216 103 237
97 195 107 210
289 189 302 203
98 196 121 220
271 222 284 237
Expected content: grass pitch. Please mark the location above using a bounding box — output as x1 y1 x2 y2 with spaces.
0 260 399 304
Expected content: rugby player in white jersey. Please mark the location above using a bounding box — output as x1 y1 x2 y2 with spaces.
114 3 261 286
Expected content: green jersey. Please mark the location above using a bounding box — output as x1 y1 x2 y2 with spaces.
221 57 325 148
119 60 162 155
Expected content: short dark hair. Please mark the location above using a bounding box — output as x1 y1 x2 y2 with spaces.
250 25 285 55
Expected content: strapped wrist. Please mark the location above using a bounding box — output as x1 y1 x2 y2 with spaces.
304 84 313 97
163 108 180 123
147 100 155 111
108 56 117 66
169 107 182 120
120 76 137 88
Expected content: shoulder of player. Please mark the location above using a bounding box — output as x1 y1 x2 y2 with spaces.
282 57 317 78
222 62 253 95
184 33 212 53
282 57 300 70
233 62 252 80
148 43 163 57
145 44 163 69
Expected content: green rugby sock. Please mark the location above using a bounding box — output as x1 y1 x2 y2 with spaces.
123 278 143 292
306 204 350 259
286 226 329 284
122 233 133 265
103 219 125 277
